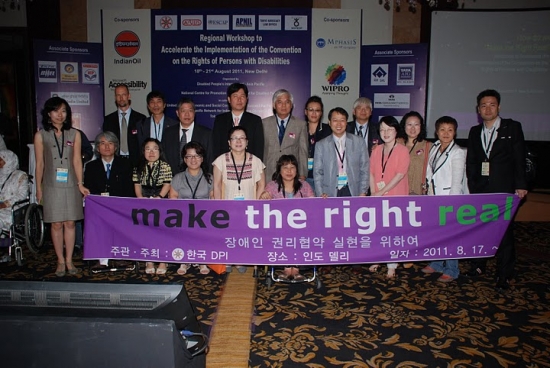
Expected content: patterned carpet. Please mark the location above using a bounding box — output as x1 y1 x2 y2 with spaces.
0 244 226 336
250 222 550 367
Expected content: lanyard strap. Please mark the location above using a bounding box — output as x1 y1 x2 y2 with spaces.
430 142 455 176
230 152 247 191
146 161 161 186
185 173 203 199
53 130 65 164
482 127 497 159
334 143 345 170
381 142 396 178
153 120 161 140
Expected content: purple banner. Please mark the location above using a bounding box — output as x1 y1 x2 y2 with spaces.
150 9 312 127
360 43 428 122
33 39 104 140
83 194 519 265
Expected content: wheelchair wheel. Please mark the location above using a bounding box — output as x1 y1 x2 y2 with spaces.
24 204 45 253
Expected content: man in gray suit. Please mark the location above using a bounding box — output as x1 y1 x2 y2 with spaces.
314 107 369 198
262 89 308 181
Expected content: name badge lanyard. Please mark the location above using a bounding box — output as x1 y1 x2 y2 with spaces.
53 130 65 165
334 143 345 172
231 152 247 191
381 142 396 179
185 173 203 199
356 125 368 140
153 120 161 141
482 127 497 160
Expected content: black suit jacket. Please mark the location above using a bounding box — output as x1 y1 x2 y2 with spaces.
136 115 179 148
466 118 527 194
346 120 381 155
102 109 146 166
84 156 135 197
163 122 212 174
211 111 264 160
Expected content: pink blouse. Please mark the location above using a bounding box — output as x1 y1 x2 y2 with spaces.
264 180 315 199
370 143 410 196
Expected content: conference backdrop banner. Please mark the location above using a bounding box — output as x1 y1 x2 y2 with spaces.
84 193 518 265
33 39 104 140
150 8 311 127
102 10 152 117
360 43 428 122
310 9 362 115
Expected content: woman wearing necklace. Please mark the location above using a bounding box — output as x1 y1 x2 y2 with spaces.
133 138 172 275
34 97 89 277
304 96 330 191
422 116 466 282
259 154 314 280
169 141 213 276
213 126 266 273
399 111 431 195
368 116 410 279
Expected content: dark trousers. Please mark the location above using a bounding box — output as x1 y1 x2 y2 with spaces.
337 185 351 197
470 223 515 280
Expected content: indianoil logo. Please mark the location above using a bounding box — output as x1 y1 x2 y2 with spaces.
114 31 140 58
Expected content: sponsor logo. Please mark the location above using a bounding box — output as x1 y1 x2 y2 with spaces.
322 64 349 94
233 15 255 30
114 31 140 58
258 15 281 30
397 64 415 86
371 64 389 86
285 15 307 31
38 60 57 83
316 38 326 48
84 69 97 81
60 62 78 83
155 15 177 30
108 80 148 89
374 93 410 109
82 62 99 85
181 15 203 30
206 15 230 30
325 38 357 49
53 92 90 106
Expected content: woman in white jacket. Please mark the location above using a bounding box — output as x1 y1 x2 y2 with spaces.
422 116 466 282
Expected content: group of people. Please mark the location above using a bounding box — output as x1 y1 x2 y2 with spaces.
30 83 527 289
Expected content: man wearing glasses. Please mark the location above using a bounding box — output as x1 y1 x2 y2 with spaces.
163 97 212 174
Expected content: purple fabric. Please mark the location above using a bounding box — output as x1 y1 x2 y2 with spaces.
83 193 519 265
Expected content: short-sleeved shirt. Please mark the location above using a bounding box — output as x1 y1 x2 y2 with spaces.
171 169 212 199
132 160 172 186
370 143 410 196
212 152 265 200
264 180 314 199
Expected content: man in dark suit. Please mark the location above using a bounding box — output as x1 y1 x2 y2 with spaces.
466 89 528 291
137 90 178 148
211 83 264 160
163 97 212 175
262 89 308 181
102 84 145 166
83 131 135 271
346 97 380 155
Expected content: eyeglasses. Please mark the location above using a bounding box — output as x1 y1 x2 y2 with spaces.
229 137 247 141
184 155 202 160
379 128 396 133
144 148 159 152
307 108 322 113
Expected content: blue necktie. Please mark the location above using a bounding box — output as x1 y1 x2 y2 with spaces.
106 163 111 180
278 119 285 145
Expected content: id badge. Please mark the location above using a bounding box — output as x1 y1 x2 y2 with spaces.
337 173 348 187
234 193 245 200
56 168 68 183
101 192 110 196
307 158 314 171
481 161 490 176
377 181 386 191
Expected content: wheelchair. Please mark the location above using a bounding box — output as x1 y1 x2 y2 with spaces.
0 176 45 266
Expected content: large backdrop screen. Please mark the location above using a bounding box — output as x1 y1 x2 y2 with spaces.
427 10 550 141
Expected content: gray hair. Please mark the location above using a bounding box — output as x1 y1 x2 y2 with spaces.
94 131 119 157
272 89 293 106
353 97 372 110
